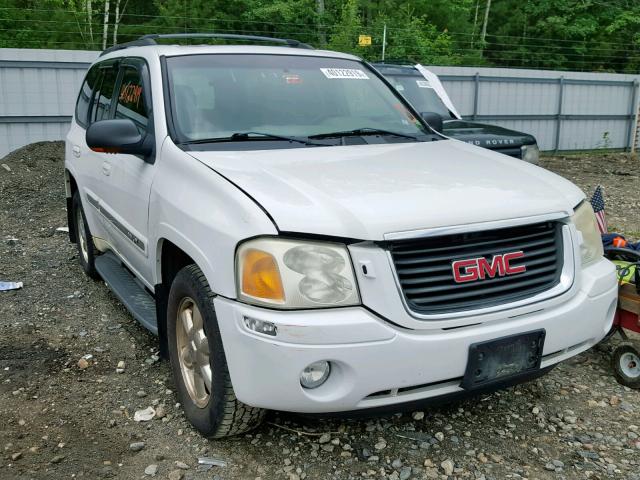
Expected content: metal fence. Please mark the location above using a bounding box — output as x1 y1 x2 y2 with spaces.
1 48 639 158
0 49 97 159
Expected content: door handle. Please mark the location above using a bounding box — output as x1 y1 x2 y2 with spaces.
72 145 81 158
102 161 111 176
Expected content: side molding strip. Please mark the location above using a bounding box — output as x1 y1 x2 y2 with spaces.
86 192 146 253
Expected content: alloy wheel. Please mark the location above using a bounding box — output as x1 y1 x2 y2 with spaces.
176 297 212 408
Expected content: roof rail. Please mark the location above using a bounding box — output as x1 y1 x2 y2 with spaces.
372 59 417 66
100 33 313 56
100 37 157 57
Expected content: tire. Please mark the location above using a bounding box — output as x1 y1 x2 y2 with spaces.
167 264 265 438
72 191 99 279
612 343 640 389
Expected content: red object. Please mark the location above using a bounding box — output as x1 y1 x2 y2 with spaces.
452 251 526 283
614 308 640 334
612 236 628 248
284 74 302 84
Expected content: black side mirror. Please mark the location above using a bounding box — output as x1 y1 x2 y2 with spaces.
421 112 444 134
86 119 152 157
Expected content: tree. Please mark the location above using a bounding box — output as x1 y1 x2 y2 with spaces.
113 0 129 46
102 0 110 50
87 0 93 46
373 5 458 65
479 0 491 52
0 0 639 72
316 0 326 46
327 0 364 55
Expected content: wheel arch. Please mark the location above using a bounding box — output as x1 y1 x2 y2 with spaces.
154 233 218 358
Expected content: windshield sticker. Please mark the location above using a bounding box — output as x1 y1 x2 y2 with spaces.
395 84 405 91
320 68 369 80
416 80 431 88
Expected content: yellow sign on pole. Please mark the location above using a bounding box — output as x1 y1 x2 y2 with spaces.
358 35 372 47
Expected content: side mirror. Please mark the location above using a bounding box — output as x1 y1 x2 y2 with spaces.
421 112 444 134
86 119 152 156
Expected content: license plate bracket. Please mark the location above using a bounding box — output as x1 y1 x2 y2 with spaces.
461 329 545 390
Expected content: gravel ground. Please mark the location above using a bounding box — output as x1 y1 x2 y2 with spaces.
540 154 640 240
1 142 639 480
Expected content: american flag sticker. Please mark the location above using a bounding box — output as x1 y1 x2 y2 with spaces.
590 185 607 234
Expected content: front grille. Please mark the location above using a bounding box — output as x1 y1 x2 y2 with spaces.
491 146 522 158
388 221 563 315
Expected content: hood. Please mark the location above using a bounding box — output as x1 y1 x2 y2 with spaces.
443 120 536 149
189 139 583 240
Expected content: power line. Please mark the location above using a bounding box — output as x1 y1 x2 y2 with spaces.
1 5 640 49
0 21 638 56
0 24 637 59
1 7 639 72
0 35 633 70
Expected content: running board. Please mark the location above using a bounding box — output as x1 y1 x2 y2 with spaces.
95 252 158 335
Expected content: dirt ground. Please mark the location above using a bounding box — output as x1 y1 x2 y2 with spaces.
1 142 639 480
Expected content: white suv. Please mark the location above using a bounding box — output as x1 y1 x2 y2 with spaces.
65 34 618 438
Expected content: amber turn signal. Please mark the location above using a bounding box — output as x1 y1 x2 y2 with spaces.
241 249 285 302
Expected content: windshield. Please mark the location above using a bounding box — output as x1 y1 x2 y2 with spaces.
383 73 455 120
165 54 429 144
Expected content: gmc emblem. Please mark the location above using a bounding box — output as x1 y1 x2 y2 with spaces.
452 251 526 283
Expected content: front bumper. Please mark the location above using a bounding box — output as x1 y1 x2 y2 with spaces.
215 258 617 413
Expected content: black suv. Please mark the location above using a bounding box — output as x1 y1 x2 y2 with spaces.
373 63 539 164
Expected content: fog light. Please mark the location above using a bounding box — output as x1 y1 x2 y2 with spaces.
300 361 331 389
243 316 277 336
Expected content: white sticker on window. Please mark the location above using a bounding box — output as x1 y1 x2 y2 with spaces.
321 68 369 80
416 79 431 88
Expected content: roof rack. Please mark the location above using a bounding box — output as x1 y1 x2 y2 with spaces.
100 33 314 56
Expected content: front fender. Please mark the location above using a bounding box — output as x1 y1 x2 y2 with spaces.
149 138 278 297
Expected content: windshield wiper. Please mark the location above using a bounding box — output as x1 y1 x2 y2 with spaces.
180 131 327 147
309 128 419 141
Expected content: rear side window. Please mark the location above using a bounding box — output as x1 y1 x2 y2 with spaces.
115 66 148 134
91 65 119 123
74 66 99 128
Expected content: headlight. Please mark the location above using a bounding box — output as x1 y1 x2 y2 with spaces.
236 238 360 309
521 144 540 164
571 201 604 267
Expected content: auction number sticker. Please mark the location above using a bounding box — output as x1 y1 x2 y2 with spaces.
321 68 369 80
416 80 431 88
